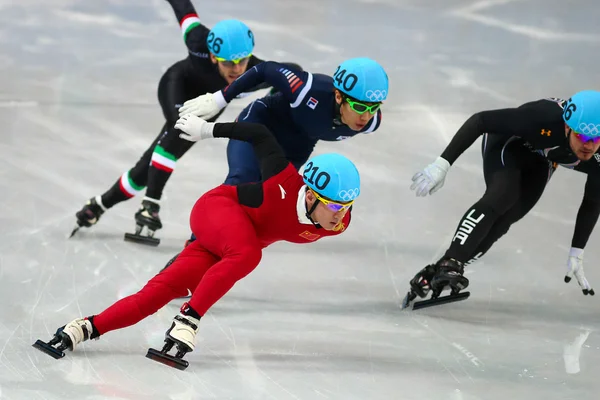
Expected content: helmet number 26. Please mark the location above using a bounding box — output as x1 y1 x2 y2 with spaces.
334 66 358 92
303 162 331 190
207 32 223 54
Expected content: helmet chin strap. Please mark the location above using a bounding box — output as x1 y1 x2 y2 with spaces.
305 189 323 229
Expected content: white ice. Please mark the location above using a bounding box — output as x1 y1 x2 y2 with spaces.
1 0 600 399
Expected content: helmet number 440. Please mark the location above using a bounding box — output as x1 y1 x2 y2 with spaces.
334 66 358 92
303 162 331 190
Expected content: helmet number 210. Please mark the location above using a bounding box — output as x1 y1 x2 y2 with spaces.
303 162 331 190
334 66 358 92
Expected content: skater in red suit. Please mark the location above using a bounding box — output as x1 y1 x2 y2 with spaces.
34 114 361 370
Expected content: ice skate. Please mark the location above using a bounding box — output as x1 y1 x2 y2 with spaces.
402 258 470 310
146 308 200 370
32 318 96 359
124 197 163 246
70 196 106 237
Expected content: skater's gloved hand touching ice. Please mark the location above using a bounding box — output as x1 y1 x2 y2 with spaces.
175 114 215 142
410 157 451 197
178 91 226 119
565 247 595 296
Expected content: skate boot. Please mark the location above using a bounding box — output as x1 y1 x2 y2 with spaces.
70 196 106 237
402 258 470 310
429 257 469 298
124 197 162 246
32 317 97 359
146 303 201 370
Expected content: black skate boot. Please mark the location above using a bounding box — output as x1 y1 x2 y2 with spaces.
146 303 201 370
430 258 470 298
70 196 106 237
124 197 162 246
402 258 470 310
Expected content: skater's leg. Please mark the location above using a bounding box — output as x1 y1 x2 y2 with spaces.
464 139 554 264
99 128 162 208
72 127 162 233
92 243 218 335
187 194 262 315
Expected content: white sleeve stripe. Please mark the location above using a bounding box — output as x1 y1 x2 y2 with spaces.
290 72 313 109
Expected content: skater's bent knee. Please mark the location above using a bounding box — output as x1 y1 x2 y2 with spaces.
228 246 262 278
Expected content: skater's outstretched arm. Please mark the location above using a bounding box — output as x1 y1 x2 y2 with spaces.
440 107 540 165
166 0 210 53
572 175 600 249
175 115 289 180
243 61 304 92
211 61 310 106
562 174 599 296
213 122 288 180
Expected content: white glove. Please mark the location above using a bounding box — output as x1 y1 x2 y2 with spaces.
564 247 595 296
175 114 215 142
177 91 227 119
410 157 451 197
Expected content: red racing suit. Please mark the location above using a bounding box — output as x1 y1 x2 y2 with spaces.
91 122 351 335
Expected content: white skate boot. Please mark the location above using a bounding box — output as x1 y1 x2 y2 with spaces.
62 318 95 351
146 308 201 370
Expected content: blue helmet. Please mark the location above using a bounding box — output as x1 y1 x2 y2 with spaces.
207 19 255 61
332 57 388 103
563 90 600 137
303 153 361 203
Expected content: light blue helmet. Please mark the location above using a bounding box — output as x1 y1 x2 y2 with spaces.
303 153 361 203
207 19 255 61
332 57 388 103
563 90 600 137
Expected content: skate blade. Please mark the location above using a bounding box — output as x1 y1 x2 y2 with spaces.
124 233 160 247
146 348 189 370
401 291 417 310
412 292 470 310
69 226 80 238
32 339 66 359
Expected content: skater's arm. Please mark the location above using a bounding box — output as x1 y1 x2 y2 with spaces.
243 60 304 92
218 61 311 104
572 175 600 248
213 122 289 179
440 108 537 165
166 0 210 53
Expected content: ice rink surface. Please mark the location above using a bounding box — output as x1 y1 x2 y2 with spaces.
2 0 600 398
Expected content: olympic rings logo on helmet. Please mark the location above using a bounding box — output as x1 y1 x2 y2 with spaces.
225 51 251 60
578 123 600 136
338 188 360 202
365 90 387 102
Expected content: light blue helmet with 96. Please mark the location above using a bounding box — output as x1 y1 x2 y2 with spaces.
563 90 600 137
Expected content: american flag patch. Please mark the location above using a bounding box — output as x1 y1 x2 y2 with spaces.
306 97 318 109
279 68 304 93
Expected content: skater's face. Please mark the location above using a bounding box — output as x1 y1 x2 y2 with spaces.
568 126 600 161
335 90 380 132
211 54 251 84
306 189 351 231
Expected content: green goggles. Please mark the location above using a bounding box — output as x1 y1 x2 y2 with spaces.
214 54 252 68
345 97 382 115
